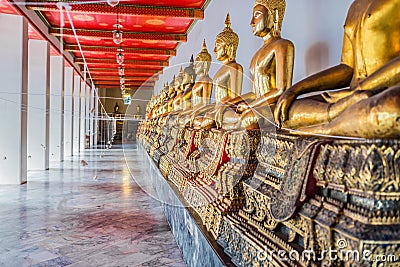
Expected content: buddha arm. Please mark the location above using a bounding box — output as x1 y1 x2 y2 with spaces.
290 64 354 96
221 92 257 107
251 41 295 109
201 78 213 105
229 65 243 98
190 103 215 119
357 56 400 91
289 30 354 97
250 90 281 108
216 66 244 109
274 64 353 122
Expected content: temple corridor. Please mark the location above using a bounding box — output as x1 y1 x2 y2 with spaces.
0 147 185 267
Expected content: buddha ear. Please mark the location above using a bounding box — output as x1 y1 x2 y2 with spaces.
226 43 235 61
273 8 280 37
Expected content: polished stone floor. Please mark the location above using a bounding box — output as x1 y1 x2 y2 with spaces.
0 147 185 267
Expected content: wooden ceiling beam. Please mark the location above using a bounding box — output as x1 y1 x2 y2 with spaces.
94 81 155 86
75 58 169 66
97 85 154 90
88 68 161 73
92 76 158 81
50 28 187 42
26 2 204 19
65 45 176 56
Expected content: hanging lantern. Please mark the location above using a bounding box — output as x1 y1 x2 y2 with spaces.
118 66 124 76
112 29 123 45
120 76 125 84
116 52 124 65
107 0 119 7
120 84 125 90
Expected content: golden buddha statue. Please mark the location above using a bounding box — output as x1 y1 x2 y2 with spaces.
181 55 196 111
167 76 176 113
167 58 196 121
178 40 213 127
274 0 400 138
171 67 185 112
191 14 243 129
216 0 294 130
176 56 198 126
192 40 213 108
155 84 167 116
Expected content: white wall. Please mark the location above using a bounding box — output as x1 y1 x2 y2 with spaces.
155 0 353 95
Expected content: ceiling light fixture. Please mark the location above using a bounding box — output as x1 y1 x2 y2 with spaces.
118 66 124 76
116 48 124 65
112 24 123 45
107 0 119 7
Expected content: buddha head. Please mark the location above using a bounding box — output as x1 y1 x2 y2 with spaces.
214 13 239 62
163 82 169 92
168 75 176 96
174 67 184 91
252 0 286 38
195 39 212 76
160 89 167 101
183 55 197 85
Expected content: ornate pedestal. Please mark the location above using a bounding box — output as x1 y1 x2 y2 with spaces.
217 133 400 267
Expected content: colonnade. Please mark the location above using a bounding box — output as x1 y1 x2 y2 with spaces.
0 13 100 184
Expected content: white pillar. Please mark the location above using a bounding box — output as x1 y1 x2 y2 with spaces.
89 87 94 148
27 39 50 171
0 14 28 184
73 75 81 155
85 85 90 148
49 56 64 161
94 90 99 147
63 67 73 157
80 81 86 151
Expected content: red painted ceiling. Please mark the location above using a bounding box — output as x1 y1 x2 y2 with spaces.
119 0 206 8
3 0 208 90
42 11 194 33
0 0 19 15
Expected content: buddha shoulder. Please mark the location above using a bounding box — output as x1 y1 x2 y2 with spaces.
367 0 400 27
345 0 400 27
254 38 294 66
273 38 294 52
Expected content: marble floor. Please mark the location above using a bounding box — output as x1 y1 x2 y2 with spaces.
0 146 186 267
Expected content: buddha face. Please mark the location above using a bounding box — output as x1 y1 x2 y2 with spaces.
194 59 208 75
174 77 182 89
214 39 228 61
182 72 192 84
168 85 174 95
250 4 271 37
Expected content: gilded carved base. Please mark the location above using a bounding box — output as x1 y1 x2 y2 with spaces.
184 130 261 239
217 133 400 267
137 118 400 266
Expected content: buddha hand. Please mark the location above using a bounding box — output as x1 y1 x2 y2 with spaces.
274 90 297 128
236 102 249 113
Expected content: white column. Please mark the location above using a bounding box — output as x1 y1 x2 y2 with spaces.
0 14 28 184
27 39 50 171
89 87 94 148
63 67 73 157
94 90 99 147
80 81 86 151
85 85 90 148
73 75 81 155
49 56 64 161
